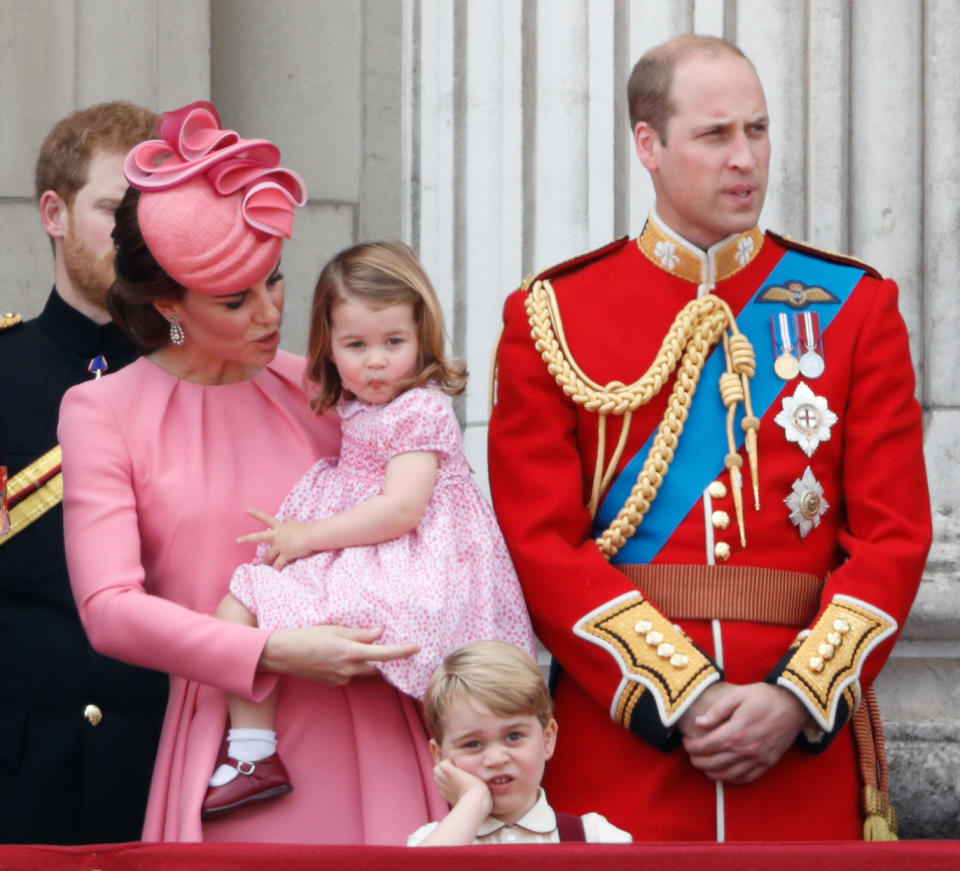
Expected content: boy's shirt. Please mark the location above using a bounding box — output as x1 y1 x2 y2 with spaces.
407 789 632 845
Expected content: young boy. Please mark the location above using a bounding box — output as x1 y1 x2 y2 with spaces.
408 641 632 845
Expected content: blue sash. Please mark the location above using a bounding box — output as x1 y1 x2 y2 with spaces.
593 249 864 564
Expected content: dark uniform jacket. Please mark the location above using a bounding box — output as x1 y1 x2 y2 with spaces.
0 289 167 844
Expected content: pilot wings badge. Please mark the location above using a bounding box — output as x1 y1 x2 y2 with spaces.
758 281 839 309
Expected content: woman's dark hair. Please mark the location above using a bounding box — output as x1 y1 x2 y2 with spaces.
107 186 186 347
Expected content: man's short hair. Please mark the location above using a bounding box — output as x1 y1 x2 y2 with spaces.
35 101 157 204
627 34 749 142
423 641 552 742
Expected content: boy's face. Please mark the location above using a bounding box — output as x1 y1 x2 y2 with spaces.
430 696 558 825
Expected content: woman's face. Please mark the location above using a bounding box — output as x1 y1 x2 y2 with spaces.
157 261 286 384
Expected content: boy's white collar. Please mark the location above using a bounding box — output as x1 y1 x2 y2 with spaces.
476 788 557 835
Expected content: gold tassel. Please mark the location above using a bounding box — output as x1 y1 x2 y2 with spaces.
862 784 898 841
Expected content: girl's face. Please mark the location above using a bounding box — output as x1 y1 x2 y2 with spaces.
154 262 285 384
329 297 419 404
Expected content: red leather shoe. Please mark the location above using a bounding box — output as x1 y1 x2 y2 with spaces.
201 753 293 819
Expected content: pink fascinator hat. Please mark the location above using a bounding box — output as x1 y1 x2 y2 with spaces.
123 101 307 295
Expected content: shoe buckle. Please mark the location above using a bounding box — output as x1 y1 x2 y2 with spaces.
236 759 256 775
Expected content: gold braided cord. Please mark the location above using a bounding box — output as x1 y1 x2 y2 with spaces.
596 307 741 557
528 279 703 414
524 279 759 560
728 331 761 510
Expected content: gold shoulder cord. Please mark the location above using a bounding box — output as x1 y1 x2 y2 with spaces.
524 279 759 559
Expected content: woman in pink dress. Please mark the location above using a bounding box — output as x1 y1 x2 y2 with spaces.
58 102 447 843
202 241 536 818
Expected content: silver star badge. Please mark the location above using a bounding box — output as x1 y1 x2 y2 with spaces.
785 466 829 538
774 381 838 457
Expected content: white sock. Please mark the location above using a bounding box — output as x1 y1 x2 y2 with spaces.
209 728 277 787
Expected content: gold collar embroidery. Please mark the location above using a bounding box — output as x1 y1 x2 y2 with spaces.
637 212 764 291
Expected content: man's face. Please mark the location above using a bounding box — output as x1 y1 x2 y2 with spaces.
61 149 128 310
637 52 770 250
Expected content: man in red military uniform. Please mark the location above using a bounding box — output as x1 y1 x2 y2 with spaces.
488 35 931 842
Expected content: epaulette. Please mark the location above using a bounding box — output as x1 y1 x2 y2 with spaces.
520 237 630 291
767 230 884 280
0 312 23 332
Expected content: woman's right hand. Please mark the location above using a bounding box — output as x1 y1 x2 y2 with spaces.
259 625 419 686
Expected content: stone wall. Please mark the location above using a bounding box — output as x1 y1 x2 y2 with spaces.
0 0 393 355
1 0 956 839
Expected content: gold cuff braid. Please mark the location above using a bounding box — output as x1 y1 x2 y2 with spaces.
574 593 718 725
778 596 896 732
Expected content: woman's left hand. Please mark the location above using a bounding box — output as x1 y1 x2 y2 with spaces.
259 624 419 685
237 508 315 570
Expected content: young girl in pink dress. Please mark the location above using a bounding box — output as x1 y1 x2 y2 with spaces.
203 241 536 818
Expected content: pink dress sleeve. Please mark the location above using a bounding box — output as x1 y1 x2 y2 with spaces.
59 383 275 702
376 386 460 462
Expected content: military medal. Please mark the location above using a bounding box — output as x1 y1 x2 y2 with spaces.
785 466 829 538
87 354 108 380
796 312 825 378
771 313 800 380
774 381 838 457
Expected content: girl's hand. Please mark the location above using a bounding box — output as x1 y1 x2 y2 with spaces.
433 759 492 815
237 509 315 570
259 624 419 686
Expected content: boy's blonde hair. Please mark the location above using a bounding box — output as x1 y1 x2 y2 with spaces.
423 641 552 742
306 240 466 412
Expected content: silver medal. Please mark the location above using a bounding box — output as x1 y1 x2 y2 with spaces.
796 312 824 379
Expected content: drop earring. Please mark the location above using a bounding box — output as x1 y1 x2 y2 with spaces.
169 314 185 346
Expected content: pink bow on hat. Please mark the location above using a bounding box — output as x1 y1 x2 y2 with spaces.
125 101 306 239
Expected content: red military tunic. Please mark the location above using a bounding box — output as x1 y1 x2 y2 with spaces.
488 213 931 841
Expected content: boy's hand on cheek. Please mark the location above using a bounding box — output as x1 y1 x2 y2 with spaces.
434 759 492 815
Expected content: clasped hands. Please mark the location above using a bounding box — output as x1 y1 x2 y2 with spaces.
677 681 811 784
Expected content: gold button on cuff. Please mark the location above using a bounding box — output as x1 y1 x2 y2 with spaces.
634 619 653 634
645 630 664 645
714 541 731 561
84 704 103 726
818 643 835 659
827 631 842 647
711 510 730 530
833 619 850 633
809 656 824 673
708 481 728 499
657 642 675 658
669 653 689 668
